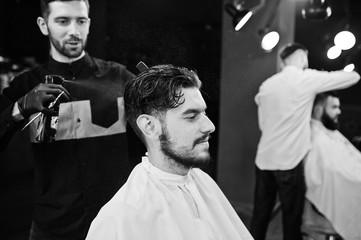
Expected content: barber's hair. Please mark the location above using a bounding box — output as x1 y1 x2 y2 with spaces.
314 91 339 107
40 0 90 19
279 42 308 61
124 64 202 142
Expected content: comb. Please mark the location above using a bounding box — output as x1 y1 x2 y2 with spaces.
136 61 149 72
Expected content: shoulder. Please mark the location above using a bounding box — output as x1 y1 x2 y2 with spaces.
4 64 47 99
89 56 135 81
190 168 213 179
91 56 124 69
92 164 146 221
257 70 285 92
99 163 163 212
12 63 47 80
311 122 332 146
90 56 131 73
190 168 219 189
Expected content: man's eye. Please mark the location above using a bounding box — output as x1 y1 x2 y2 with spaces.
56 19 68 25
186 115 197 120
78 19 88 25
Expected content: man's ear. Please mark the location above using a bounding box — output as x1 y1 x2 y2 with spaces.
312 104 323 120
136 114 161 140
279 60 285 69
37 17 49 36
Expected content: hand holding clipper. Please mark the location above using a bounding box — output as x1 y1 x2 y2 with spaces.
17 83 69 118
21 91 65 131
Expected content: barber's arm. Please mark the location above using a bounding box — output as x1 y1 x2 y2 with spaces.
0 95 22 151
305 68 360 93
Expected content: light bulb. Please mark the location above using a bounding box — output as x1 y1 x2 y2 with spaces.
334 31 356 50
344 63 355 72
261 31 280 51
327 45 342 59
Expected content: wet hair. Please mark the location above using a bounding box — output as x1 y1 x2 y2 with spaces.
124 64 202 142
279 42 308 61
40 0 90 19
314 91 339 107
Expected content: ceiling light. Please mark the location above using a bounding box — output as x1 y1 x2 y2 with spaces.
334 31 356 50
302 0 332 20
260 30 280 51
327 45 342 60
344 63 355 72
225 0 265 31
258 0 281 52
225 3 253 31
234 10 253 31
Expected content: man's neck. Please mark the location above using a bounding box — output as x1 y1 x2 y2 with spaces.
147 150 190 176
50 50 85 63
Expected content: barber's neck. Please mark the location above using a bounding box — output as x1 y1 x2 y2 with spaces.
284 62 305 70
50 49 85 63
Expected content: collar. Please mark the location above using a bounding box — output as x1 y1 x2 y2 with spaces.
47 53 95 78
311 118 337 135
141 156 190 185
283 65 301 71
311 118 323 127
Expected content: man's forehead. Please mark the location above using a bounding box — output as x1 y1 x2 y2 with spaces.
48 1 89 17
178 87 206 111
164 87 205 115
326 95 340 106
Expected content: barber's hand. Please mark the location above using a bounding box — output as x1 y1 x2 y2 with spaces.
17 83 70 117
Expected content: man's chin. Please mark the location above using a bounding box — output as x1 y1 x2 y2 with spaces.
63 46 84 58
191 153 211 168
65 51 83 58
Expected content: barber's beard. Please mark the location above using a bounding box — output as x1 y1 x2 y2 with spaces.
159 127 210 170
321 112 339 130
49 35 86 59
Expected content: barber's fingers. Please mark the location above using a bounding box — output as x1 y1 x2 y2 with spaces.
35 83 70 102
43 88 69 102
37 93 60 115
45 83 70 98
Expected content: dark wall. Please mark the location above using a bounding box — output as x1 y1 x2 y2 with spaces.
217 0 296 216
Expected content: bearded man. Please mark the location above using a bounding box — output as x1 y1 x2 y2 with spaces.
304 91 361 240
86 64 254 240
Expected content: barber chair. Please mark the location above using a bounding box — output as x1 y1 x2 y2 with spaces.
301 199 343 240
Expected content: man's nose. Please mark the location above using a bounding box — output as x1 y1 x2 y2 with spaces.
202 115 215 134
68 21 80 35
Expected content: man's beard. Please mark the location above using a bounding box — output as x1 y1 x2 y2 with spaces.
49 34 86 58
321 112 339 130
159 126 211 170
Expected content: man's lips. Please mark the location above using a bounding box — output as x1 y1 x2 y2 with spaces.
194 136 211 146
66 41 80 45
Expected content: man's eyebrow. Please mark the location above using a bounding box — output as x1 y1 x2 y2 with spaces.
54 16 88 20
182 107 207 115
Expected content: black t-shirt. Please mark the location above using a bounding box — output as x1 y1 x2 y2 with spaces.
0 54 137 239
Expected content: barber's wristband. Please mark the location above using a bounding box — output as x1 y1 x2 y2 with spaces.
12 102 25 121
17 95 31 119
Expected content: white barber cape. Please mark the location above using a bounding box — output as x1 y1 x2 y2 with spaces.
305 120 361 240
86 157 253 240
